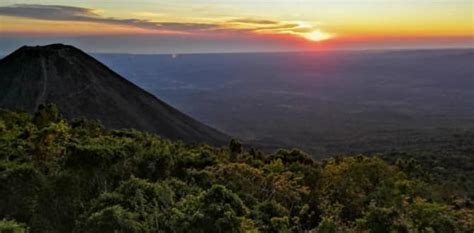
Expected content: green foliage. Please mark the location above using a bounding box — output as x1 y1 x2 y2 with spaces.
82 205 146 233
356 204 406 233
81 177 175 231
0 219 29 233
407 197 456 232
172 185 245 233
0 106 472 232
315 217 336 233
33 103 62 128
229 139 243 154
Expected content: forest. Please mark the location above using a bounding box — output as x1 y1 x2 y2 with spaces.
0 104 473 232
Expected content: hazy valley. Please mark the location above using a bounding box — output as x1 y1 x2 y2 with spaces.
95 49 474 156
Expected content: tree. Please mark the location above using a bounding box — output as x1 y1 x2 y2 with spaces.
0 107 472 232
229 139 243 161
33 103 62 128
172 185 246 233
78 177 175 232
81 206 146 233
356 204 405 233
0 219 29 233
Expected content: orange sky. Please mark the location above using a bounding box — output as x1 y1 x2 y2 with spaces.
0 1 472 53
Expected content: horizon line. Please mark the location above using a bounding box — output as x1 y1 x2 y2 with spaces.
1 45 472 57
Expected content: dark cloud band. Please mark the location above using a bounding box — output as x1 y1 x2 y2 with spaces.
0 4 218 32
0 4 317 35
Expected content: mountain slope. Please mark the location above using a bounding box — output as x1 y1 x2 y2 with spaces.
0 44 229 144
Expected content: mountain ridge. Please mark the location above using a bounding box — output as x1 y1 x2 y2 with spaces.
0 44 229 145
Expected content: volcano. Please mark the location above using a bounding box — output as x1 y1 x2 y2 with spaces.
0 44 229 145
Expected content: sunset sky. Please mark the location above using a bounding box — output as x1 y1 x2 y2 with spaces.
0 0 473 54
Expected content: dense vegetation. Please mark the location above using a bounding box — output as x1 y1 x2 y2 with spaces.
1 104 473 232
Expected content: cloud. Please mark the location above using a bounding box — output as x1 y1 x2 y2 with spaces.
0 4 218 32
225 18 316 34
286 27 316 33
222 19 304 34
158 22 218 31
255 23 301 31
0 4 330 40
131 11 162 18
227 18 279 25
0 4 99 19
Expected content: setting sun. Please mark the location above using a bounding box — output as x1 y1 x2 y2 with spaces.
303 31 334 42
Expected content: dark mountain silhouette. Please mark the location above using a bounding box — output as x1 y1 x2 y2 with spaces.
0 44 229 145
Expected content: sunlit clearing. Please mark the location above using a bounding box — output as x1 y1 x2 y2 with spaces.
303 31 333 42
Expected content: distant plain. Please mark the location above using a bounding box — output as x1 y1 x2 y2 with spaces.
94 49 474 156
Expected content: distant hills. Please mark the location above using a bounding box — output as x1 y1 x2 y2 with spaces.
0 44 228 145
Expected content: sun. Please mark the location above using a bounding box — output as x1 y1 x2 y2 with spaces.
303 31 333 42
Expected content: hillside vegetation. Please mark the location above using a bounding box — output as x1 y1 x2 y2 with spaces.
0 104 473 232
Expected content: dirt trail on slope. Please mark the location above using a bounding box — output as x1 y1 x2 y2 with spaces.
35 56 49 110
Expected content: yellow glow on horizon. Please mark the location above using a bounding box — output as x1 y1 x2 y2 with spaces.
303 31 334 42
0 0 472 47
